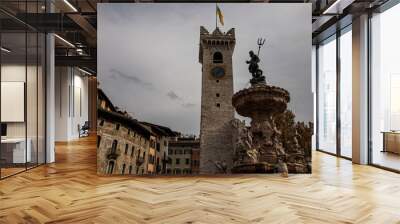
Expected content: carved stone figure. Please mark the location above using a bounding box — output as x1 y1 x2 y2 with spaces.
275 110 313 173
295 121 313 171
277 159 289 177
231 119 258 166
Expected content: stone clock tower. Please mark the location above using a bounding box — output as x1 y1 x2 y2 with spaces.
198 26 236 174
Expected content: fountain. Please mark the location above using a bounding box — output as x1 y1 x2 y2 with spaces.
231 39 311 175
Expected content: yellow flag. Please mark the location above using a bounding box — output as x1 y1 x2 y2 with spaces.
216 5 224 26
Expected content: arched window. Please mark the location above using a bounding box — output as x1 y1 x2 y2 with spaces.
122 164 126 174
111 140 118 154
107 161 114 174
213 52 223 63
125 144 129 154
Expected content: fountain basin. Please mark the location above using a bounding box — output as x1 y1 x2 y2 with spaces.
232 84 290 118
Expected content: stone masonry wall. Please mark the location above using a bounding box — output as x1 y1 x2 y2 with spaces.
97 118 150 175
199 29 235 174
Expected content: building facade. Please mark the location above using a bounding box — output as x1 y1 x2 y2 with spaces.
191 147 200 174
141 122 177 174
167 137 200 175
97 88 177 175
98 88 116 112
97 109 152 175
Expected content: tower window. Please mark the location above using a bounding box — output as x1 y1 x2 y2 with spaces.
216 80 219 83
216 93 220 97
213 52 223 63
216 103 220 108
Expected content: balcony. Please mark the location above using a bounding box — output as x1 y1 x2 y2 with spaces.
107 148 119 160
136 157 144 166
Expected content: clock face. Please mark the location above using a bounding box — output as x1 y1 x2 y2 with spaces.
211 66 225 79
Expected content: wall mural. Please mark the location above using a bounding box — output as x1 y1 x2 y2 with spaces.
97 3 313 176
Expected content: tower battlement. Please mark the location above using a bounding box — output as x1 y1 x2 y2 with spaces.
199 26 235 64
200 26 235 38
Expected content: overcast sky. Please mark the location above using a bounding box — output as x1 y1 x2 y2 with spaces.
98 3 312 135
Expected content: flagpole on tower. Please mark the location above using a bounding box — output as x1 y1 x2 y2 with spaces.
215 3 218 29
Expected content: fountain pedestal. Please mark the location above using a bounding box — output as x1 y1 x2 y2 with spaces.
231 84 290 173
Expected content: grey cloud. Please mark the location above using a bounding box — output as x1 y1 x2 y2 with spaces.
109 68 153 89
166 91 182 101
166 91 196 108
182 103 196 108
109 73 117 80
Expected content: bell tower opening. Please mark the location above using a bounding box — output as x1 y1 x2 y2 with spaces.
213 52 223 63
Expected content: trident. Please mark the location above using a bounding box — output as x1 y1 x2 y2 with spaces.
257 38 266 56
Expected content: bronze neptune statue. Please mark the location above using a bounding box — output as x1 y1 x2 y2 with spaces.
246 38 266 85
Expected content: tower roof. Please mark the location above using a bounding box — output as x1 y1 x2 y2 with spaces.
212 27 223 35
198 26 236 64
199 26 235 38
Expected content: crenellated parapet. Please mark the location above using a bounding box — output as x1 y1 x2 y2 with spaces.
199 26 235 64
